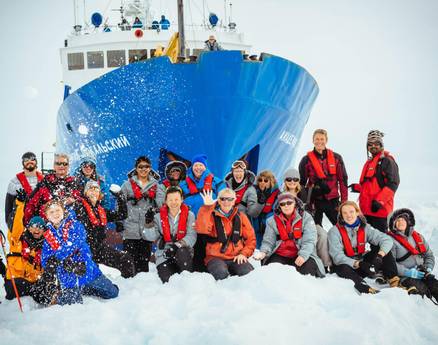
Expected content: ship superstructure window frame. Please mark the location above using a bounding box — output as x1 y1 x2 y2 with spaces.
107 50 126 68
129 49 148 63
87 51 104 69
67 52 84 70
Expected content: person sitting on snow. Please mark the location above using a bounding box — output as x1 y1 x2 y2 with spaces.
253 192 325 278
224 160 258 217
195 188 256 280
42 199 119 305
73 181 135 278
328 201 400 294
4 215 57 304
388 208 438 302
180 154 224 272
142 186 197 283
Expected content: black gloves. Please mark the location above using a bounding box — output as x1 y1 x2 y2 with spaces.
115 222 124 233
163 244 180 259
0 258 6 278
16 188 27 202
372 254 384 272
359 261 375 277
63 257 86 276
257 189 268 204
316 179 330 195
145 207 156 224
371 200 383 213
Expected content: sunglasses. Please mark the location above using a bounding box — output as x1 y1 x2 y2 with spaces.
82 163 95 168
55 161 69 166
279 201 295 207
285 177 300 182
232 160 246 169
258 178 270 183
137 164 151 169
367 142 381 147
219 197 235 202
23 158 36 163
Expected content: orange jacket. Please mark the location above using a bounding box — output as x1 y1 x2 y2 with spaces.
6 201 43 282
196 204 256 264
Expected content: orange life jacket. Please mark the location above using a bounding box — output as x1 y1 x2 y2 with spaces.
130 178 157 200
186 174 214 195
274 214 303 241
262 189 280 214
81 198 108 227
16 171 44 195
235 185 249 205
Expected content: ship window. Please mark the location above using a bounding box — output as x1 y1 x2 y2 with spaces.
87 51 104 68
129 49 148 63
107 50 126 67
67 52 84 70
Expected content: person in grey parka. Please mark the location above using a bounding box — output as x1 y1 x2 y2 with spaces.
253 192 325 277
328 201 400 294
120 156 162 274
224 160 258 218
142 186 196 283
388 208 438 301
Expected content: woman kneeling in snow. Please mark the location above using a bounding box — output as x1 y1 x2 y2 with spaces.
388 208 438 302
253 192 325 277
328 201 400 294
142 186 197 283
42 199 119 305
196 188 256 280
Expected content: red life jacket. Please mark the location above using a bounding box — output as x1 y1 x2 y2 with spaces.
130 178 157 200
160 204 189 243
359 151 394 183
336 224 366 257
21 240 42 267
307 149 336 179
43 220 73 251
389 230 426 255
274 213 303 241
262 189 280 213
81 198 107 227
235 184 249 205
16 171 44 195
186 174 214 195
163 179 171 188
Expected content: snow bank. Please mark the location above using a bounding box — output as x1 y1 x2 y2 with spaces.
1 260 437 345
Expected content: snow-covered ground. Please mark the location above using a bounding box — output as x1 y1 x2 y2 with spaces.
1 199 437 345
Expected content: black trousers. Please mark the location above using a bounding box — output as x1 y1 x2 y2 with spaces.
123 239 151 274
314 198 339 226
156 247 193 283
193 234 208 273
333 251 398 285
207 258 254 280
401 276 438 300
5 270 58 306
264 253 320 277
365 215 388 233
92 243 135 278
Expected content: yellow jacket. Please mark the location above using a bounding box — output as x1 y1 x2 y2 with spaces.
6 200 43 282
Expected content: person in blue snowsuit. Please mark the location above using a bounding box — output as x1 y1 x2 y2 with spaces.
180 154 224 272
159 15 170 30
41 199 119 305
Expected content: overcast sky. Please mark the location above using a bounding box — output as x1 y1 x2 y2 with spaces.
1 0 437 212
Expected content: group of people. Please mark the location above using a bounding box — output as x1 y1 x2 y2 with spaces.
1 128 437 308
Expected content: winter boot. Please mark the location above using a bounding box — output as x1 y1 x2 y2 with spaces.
354 281 380 294
388 276 400 288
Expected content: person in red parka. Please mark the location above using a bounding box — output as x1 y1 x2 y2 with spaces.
24 153 81 225
351 130 400 232
299 129 348 226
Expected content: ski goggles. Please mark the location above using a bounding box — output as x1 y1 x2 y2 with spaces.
231 160 246 170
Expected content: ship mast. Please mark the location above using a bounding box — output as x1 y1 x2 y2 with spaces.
177 0 186 58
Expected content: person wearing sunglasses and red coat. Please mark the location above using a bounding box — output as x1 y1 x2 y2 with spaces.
195 188 256 280
253 192 325 277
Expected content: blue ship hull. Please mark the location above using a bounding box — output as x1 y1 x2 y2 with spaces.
57 51 318 184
